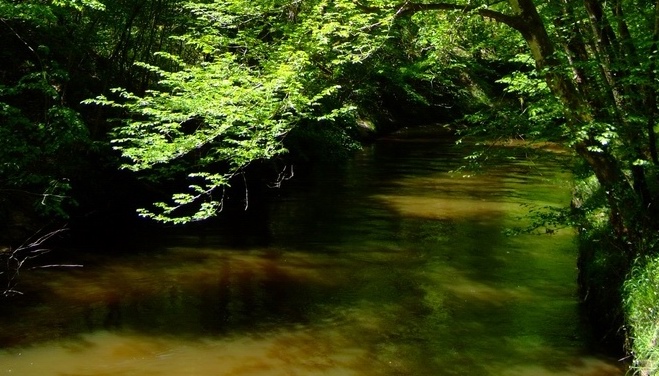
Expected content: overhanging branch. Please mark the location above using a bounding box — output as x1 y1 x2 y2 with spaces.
357 1 523 31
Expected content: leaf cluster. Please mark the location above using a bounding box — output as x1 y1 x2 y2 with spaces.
85 0 399 222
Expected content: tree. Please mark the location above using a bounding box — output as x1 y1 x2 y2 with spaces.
0 0 103 227
0 0 197 236
389 0 659 257
86 0 409 223
83 0 659 261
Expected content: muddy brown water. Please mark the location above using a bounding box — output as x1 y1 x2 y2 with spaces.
0 129 626 375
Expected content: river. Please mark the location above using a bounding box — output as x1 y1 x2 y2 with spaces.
0 127 625 375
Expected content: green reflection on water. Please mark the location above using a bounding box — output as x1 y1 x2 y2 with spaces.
0 132 624 375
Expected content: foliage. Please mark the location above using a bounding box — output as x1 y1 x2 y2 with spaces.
284 120 362 163
84 0 439 222
68 0 659 246
503 204 573 236
0 0 99 221
86 51 334 222
494 56 564 136
624 255 659 375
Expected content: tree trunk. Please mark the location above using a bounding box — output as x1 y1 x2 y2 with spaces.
507 0 634 243
646 0 659 165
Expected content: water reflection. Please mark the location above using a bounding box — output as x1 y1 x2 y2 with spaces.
0 128 625 375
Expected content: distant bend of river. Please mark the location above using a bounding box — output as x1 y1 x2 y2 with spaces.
0 127 626 375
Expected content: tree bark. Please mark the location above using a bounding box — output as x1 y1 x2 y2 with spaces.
506 0 636 241
646 0 659 165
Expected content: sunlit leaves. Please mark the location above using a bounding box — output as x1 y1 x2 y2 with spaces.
85 0 387 222
496 58 564 132
567 121 618 153
52 0 105 11
0 1 58 24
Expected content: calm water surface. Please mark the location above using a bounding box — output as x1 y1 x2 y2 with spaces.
0 128 626 375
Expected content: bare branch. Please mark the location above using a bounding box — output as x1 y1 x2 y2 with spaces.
242 172 249 211
268 164 294 188
2 227 75 297
30 264 83 270
18 228 68 250
478 8 524 30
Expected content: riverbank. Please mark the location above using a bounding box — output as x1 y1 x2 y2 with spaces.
624 255 659 375
573 171 659 375
577 219 659 376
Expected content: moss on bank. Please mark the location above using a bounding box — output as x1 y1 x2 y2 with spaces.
624 257 659 375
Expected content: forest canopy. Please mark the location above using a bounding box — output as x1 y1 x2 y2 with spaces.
83 0 525 223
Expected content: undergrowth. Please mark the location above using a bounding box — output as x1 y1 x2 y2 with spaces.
624 256 659 376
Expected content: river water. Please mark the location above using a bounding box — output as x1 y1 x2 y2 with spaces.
0 127 625 375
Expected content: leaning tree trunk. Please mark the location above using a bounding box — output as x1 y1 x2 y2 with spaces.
506 0 634 246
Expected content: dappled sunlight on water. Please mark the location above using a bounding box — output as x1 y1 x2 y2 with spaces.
1 329 365 376
40 248 340 305
374 194 514 221
0 129 625 375
501 358 625 376
439 267 534 304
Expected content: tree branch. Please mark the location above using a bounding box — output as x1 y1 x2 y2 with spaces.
357 1 523 31
2 227 75 297
477 8 523 30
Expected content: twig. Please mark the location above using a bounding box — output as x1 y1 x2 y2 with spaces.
30 264 83 269
268 164 294 188
2 227 75 297
242 172 249 210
